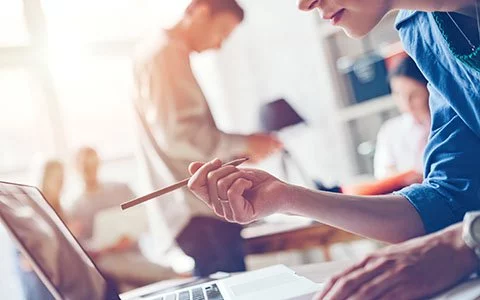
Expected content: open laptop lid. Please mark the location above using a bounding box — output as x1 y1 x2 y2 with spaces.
0 181 119 300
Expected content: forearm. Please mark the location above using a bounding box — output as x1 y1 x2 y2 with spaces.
283 185 426 243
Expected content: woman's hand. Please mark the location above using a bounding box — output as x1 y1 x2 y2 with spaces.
187 159 290 224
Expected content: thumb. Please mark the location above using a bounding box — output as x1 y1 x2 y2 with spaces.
188 162 205 175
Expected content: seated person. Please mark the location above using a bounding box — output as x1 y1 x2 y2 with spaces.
317 56 430 196
3 169 116 300
374 55 430 181
68 147 176 290
17 159 66 300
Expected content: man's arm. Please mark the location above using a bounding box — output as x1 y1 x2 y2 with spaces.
138 50 280 163
317 222 477 300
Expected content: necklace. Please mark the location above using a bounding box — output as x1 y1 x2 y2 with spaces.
446 0 480 52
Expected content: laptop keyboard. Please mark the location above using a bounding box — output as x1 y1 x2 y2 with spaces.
153 284 224 300
191 287 205 300
178 291 190 300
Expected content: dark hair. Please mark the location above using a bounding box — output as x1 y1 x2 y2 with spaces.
389 56 428 86
186 0 244 21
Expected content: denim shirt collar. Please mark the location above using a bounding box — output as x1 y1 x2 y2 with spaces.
395 10 419 29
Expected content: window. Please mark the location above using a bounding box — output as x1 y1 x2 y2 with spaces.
0 68 54 173
0 0 192 177
41 0 190 43
50 55 136 159
0 0 29 46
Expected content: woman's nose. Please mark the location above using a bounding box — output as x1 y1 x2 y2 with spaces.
298 0 320 11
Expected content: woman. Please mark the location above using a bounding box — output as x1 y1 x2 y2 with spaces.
38 160 66 219
316 56 429 195
374 56 430 180
187 0 479 298
18 159 65 300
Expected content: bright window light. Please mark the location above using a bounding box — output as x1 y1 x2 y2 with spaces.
0 0 29 46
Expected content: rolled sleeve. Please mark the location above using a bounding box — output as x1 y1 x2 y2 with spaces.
396 184 457 234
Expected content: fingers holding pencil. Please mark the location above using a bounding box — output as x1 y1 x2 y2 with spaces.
120 158 249 210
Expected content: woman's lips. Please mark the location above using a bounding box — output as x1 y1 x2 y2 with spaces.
328 8 346 25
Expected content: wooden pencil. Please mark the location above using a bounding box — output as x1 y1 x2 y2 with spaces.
121 158 249 210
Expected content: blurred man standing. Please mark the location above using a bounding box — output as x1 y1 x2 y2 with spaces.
133 0 282 276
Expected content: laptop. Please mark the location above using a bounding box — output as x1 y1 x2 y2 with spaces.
0 181 321 300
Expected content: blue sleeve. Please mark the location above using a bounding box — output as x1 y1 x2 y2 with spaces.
395 12 480 233
396 185 456 233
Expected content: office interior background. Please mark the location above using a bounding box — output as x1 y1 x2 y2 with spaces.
0 0 405 297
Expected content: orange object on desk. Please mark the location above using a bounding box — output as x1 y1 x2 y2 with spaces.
342 170 422 196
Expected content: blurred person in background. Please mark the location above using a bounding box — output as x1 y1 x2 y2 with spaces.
68 147 176 290
9 158 113 299
374 55 430 182
314 56 430 196
17 159 65 300
133 0 282 276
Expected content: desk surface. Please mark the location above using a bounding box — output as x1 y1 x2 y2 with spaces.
243 219 363 257
241 217 314 239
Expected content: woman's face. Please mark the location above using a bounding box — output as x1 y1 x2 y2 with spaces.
297 0 392 38
390 76 431 125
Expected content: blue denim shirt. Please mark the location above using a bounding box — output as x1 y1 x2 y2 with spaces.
395 10 480 233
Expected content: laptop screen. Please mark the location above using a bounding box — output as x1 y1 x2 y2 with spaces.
0 181 119 300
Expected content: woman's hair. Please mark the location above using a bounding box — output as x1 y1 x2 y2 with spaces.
389 56 428 86
30 157 64 212
186 0 244 21
31 157 62 188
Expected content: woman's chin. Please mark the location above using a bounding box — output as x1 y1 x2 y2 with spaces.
342 26 370 39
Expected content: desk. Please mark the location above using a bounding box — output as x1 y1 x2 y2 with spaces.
243 220 363 261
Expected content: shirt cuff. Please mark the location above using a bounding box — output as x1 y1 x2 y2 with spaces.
395 183 457 234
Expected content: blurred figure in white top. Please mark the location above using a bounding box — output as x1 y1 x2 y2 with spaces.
374 56 430 181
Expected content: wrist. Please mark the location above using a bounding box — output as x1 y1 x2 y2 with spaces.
439 223 478 276
279 184 314 216
278 183 297 215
